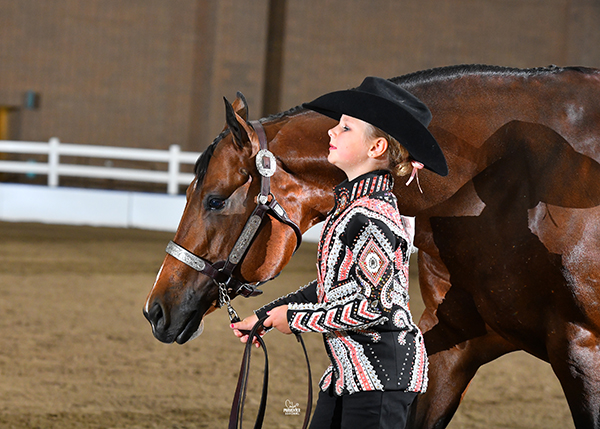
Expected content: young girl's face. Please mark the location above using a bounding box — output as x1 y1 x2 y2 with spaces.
327 115 373 177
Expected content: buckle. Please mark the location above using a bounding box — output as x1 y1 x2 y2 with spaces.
237 283 264 298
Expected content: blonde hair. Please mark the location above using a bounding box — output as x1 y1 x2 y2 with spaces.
365 123 412 176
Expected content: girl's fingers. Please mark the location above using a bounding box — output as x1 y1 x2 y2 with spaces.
232 329 263 346
230 315 264 346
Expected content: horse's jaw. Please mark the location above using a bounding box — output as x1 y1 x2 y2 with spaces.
174 304 218 343
172 311 204 344
177 319 204 343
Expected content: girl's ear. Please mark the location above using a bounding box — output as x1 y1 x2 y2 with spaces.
368 137 389 159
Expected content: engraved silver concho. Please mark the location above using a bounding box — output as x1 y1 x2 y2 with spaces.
256 149 276 177
228 214 262 264
166 241 206 272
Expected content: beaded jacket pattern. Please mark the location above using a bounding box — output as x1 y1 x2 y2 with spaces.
256 170 428 395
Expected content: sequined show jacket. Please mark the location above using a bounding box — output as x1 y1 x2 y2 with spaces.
256 170 428 396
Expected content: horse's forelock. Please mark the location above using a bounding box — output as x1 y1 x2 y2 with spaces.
194 130 231 184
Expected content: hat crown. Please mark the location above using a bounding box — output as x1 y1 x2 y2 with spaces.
355 77 432 128
302 76 448 177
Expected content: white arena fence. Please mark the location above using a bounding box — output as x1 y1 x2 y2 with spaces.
0 138 323 240
0 138 200 195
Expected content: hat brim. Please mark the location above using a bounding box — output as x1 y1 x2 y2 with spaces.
303 90 448 177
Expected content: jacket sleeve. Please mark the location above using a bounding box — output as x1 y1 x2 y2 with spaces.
254 280 318 320
286 212 398 334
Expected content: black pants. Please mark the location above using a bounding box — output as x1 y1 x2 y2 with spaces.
309 387 417 429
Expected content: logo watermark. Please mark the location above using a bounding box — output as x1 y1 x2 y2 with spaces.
283 399 301 416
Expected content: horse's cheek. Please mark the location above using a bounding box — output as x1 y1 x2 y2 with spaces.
239 222 293 282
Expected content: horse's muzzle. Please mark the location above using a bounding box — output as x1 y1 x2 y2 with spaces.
143 298 205 344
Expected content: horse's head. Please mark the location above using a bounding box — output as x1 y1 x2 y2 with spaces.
143 93 338 344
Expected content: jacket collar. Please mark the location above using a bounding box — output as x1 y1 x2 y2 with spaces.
333 170 393 214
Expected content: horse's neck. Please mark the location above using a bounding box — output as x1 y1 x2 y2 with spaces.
271 111 344 229
271 110 455 225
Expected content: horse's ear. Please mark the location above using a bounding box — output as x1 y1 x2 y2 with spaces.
224 96 259 155
231 91 249 122
224 96 249 149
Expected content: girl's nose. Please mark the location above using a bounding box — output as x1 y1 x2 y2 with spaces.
328 128 335 138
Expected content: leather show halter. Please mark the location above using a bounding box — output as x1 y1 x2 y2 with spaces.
165 121 312 428
165 120 303 322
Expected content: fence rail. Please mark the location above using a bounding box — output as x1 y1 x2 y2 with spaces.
0 138 201 194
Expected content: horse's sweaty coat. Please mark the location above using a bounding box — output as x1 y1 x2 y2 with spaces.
144 65 600 428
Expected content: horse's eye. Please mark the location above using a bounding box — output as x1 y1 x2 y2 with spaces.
206 197 226 211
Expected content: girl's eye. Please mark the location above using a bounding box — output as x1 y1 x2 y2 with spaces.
206 197 226 210
342 126 350 132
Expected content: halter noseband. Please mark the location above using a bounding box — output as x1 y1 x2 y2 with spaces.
165 121 303 322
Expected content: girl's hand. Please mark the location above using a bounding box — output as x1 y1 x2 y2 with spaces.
264 305 292 335
231 314 263 346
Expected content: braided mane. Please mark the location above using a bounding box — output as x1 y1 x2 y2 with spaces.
391 63 596 88
194 64 597 182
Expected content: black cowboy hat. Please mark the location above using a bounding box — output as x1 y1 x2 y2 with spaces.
303 76 448 176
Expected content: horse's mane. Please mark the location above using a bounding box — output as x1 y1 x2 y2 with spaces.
260 104 306 123
194 64 597 182
391 64 597 88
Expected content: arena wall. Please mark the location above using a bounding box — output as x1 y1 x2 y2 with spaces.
1 0 600 153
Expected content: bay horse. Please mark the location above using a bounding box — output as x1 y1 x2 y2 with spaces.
143 64 600 428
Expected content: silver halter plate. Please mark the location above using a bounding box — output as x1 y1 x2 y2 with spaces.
166 241 206 272
256 149 276 177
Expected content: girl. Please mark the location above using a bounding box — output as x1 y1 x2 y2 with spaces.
231 76 448 428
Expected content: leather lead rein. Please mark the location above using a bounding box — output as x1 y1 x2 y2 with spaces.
229 317 313 429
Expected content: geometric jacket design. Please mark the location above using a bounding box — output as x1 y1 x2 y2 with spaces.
256 170 428 396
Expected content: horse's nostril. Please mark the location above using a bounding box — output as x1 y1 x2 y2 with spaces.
145 300 167 332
